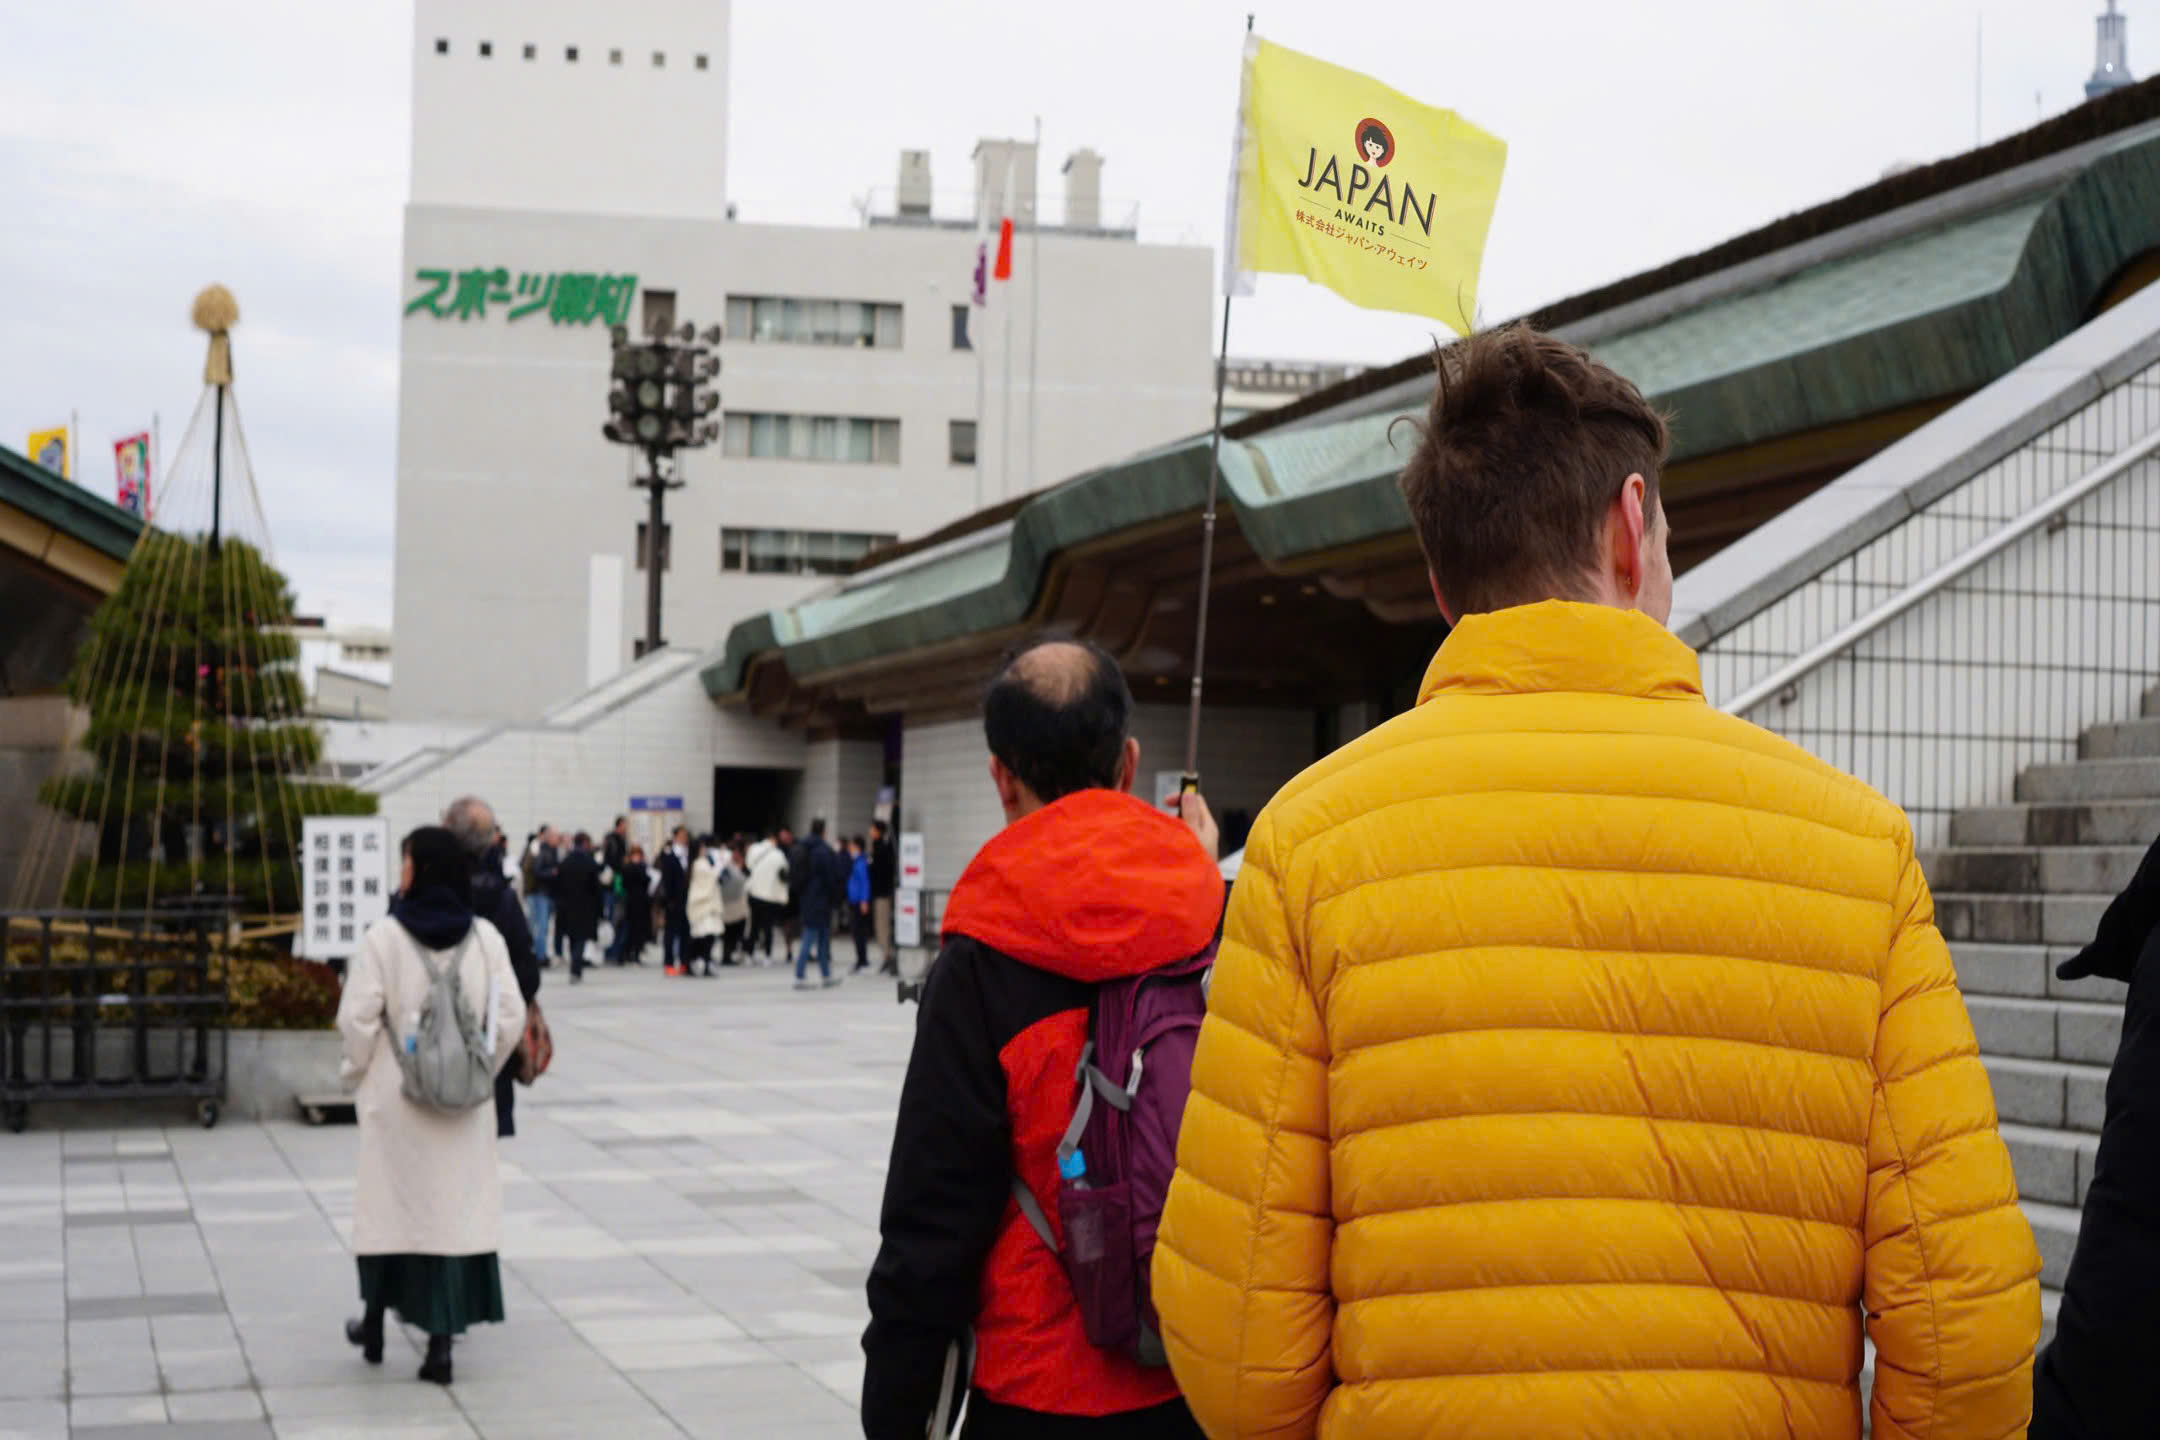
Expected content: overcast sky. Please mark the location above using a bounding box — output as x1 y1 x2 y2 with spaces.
2 0 2143 629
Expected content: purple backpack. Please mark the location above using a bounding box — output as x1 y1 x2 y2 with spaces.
1013 947 1214 1366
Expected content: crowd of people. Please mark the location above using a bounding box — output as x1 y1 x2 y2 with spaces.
329 323 2158 1438
509 815 898 989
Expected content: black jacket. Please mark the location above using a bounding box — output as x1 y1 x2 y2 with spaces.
555 849 605 943
786 840 810 908
2032 836 2160 1440
532 841 562 898
472 862 540 1002
602 829 628 875
796 835 846 919
474 856 540 1140
621 860 654 950
870 836 898 900
657 848 691 913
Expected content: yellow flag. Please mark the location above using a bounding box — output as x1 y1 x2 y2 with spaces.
1228 36 1506 334
26 426 69 478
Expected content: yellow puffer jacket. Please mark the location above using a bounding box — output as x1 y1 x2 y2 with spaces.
1155 603 2041 1440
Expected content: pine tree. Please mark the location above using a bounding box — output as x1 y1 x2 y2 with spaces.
38 530 375 912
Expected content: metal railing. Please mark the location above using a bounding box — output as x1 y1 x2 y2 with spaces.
1722 421 2160 717
1 906 231 1131
1705 368 2160 847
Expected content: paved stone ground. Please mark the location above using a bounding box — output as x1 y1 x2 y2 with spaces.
0 957 916 1439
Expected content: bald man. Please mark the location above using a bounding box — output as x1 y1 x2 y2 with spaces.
863 639 1220 1440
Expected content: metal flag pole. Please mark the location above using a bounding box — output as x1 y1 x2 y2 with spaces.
1183 14 1253 787
972 162 991 513
1027 114 1042 496
1000 145 1017 502
974 310 988 512
1182 297 1234 785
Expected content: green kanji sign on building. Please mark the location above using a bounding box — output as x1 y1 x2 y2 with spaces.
405 267 638 326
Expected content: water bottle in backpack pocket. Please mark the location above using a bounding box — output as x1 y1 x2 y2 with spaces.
1012 947 1213 1366
391 936 497 1113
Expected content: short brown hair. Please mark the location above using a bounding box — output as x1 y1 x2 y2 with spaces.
1397 324 1669 616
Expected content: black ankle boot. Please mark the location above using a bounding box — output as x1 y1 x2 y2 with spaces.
418 1334 453 1385
345 1307 384 1365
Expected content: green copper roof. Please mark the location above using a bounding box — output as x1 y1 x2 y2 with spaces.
705 120 2160 700
0 442 144 566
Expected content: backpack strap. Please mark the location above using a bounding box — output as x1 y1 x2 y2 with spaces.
410 943 445 987
1008 1041 1146 1254
1012 1179 1058 1254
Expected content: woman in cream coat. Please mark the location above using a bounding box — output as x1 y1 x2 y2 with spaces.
336 825 526 1386
684 837 725 977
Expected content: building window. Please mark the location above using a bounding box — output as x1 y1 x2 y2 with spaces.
434 37 449 54
949 420 977 466
722 295 902 348
722 413 901 465
609 47 622 64
695 53 709 70
478 40 492 56
565 45 578 61
523 42 536 60
653 50 666 67
721 528 899 576
642 289 677 339
636 521 672 573
951 304 972 350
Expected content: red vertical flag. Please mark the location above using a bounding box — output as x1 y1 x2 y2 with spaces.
993 156 1016 281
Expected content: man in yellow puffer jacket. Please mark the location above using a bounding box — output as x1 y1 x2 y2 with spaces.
1153 324 2042 1440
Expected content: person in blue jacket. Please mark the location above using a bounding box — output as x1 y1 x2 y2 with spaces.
846 835 874 975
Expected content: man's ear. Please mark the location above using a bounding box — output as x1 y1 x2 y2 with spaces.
1116 737 1141 795
1610 473 1650 599
989 755 1023 813
1429 571 1459 627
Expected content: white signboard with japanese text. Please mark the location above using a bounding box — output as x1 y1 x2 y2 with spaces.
894 889 923 950
299 817 391 961
898 832 926 890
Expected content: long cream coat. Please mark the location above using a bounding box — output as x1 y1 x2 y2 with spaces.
686 853 725 939
336 916 526 1257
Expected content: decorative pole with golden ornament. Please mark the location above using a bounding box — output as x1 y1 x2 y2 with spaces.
192 285 239 554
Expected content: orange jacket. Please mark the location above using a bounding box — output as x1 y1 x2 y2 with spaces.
1154 602 2041 1440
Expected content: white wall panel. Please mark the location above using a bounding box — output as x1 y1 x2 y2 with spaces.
368 662 809 856
411 0 730 219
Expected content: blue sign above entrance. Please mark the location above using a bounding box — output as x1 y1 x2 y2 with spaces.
628 796 684 812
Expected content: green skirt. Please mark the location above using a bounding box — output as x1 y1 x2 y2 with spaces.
356 1254 504 1337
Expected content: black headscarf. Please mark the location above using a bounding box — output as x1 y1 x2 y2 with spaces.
391 825 474 950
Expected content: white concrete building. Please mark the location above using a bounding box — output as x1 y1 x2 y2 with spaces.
393 0 1217 727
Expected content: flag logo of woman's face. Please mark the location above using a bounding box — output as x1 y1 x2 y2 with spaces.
1356 118 1395 168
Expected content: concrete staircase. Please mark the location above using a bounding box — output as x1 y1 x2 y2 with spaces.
1921 684 2160 1343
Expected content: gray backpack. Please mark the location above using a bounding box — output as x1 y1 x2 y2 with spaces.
391 937 495 1112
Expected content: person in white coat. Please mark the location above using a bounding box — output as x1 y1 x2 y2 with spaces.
685 837 724 978
746 829 793 964
336 825 527 1387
